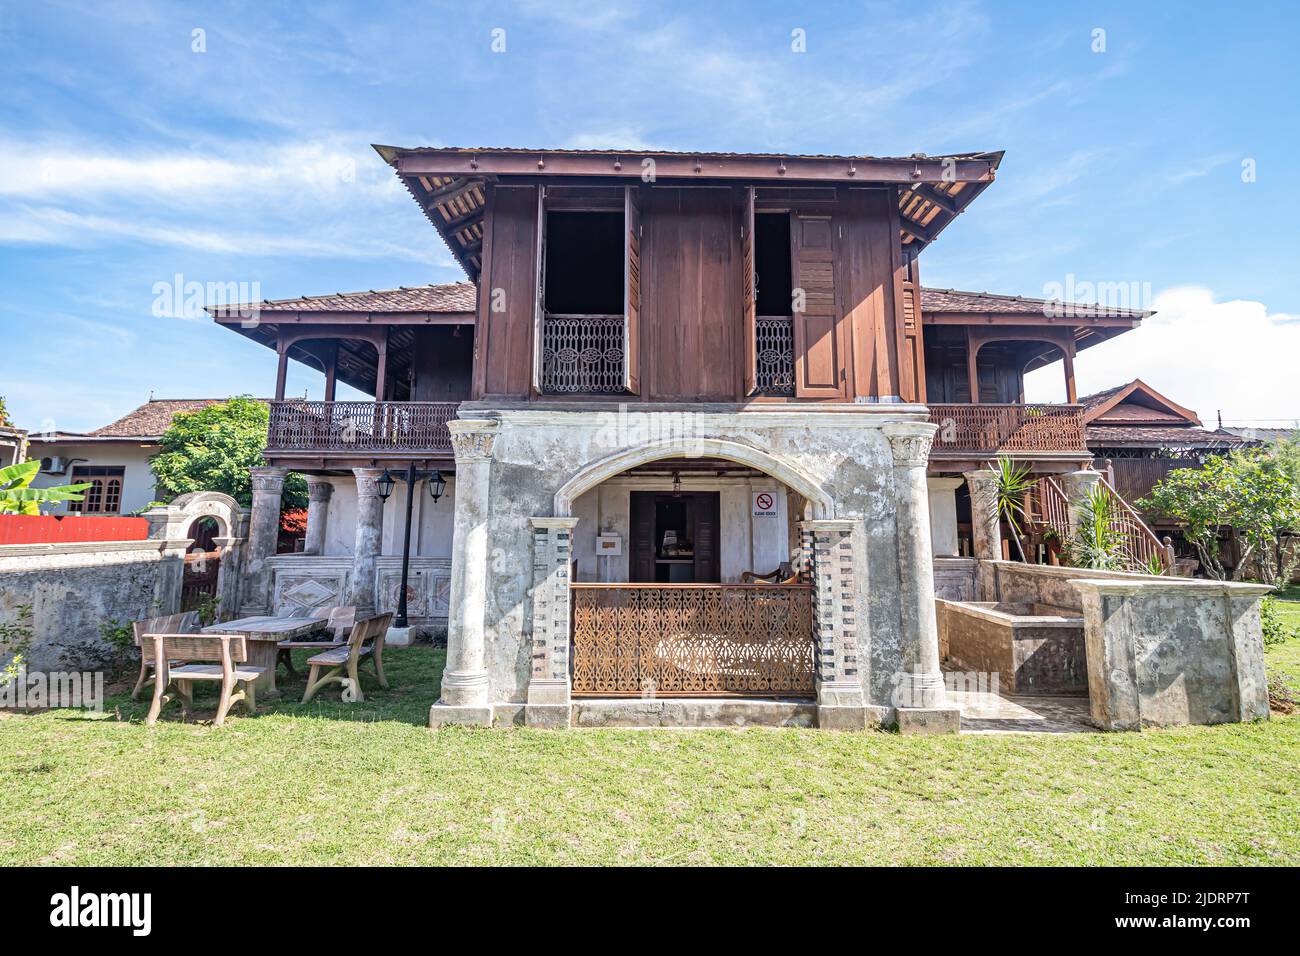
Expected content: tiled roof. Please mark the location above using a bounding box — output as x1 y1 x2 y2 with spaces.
87 399 268 439
1079 383 1128 412
1086 425 1249 446
217 282 476 315
920 288 1150 318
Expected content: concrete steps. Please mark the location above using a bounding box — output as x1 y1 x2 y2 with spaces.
571 697 817 729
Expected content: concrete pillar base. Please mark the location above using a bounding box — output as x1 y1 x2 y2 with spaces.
524 703 573 729
440 669 490 708
429 702 494 728
895 670 948 709
385 626 414 648
817 705 887 731
896 706 962 735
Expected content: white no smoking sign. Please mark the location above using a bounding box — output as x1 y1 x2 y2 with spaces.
752 491 777 517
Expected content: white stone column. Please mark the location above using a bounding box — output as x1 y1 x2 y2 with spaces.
302 476 333 556
241 466 287 614
926 477 963 558
526 516 579 728
348 468 385 616
963 468 1002 601
213 534 244 622
431 419 499 728
1062 469 1103 538
885 423 957 733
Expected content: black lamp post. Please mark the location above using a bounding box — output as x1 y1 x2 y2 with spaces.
376 463 446 628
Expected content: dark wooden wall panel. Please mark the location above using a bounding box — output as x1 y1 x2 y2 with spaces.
642 188 740 401
838 188 902 400
412 326 473 401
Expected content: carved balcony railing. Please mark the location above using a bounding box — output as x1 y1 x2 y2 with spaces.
266 400 459 454
571 583 815 697
927 403 1087 456
541 314 627 394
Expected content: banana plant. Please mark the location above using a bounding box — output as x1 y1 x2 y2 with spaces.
0 461 92 515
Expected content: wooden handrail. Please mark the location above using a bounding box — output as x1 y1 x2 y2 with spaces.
928 403 1087 454
266 400 459 453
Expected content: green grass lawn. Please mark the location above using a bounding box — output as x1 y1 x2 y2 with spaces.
1 645 1298 866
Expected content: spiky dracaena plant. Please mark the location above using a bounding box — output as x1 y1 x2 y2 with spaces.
1063 483 1128 571
990 457 1034 563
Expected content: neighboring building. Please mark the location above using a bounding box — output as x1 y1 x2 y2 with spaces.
1082 379 1251 507
210 143 1162 731
26 399 254 515
0 424 27 468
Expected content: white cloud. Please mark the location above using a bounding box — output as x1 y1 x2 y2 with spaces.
1026 286 1300 426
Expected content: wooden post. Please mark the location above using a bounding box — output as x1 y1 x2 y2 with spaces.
965 328 980 404
274 334 288 401
323 342 338 402
1062 340 1078 404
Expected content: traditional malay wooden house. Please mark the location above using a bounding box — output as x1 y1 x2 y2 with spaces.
210 144 1185 731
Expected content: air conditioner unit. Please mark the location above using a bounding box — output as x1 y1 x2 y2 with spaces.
41 456 69 475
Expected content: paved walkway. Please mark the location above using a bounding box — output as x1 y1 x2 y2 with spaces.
947 687 1096 734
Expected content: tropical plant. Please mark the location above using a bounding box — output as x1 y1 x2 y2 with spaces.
150 396 307 509
1 604 34 685
1062 483 1127 571
1260 596 1297 647
0 460 92 515
1140 444 1300 582
990 457 1035 562
0 395 9 426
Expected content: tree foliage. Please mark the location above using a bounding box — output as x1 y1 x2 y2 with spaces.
1140 442 1300 583
150 397 306 509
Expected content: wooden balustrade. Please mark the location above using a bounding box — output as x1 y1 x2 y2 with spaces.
571 584 815 697
927 403 1087 455
266 400 459 453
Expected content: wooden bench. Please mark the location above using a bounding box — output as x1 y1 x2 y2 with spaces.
131 611 199 700
301 612 391 704
276 605 356 677
143 632 265 727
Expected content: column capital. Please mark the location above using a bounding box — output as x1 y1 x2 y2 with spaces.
882 422 936 467
529 516 580 531
352 467 385 498
447 418 499 463
249 466 289 494
305 475 334 502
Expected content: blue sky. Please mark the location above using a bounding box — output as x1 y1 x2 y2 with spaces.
2 0 1297 433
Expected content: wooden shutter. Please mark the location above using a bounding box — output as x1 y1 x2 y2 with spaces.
624 186 641 393
630 492 656 583
741 187 757 395
531 185 547 393
692 492 720 584
791 215 845 397
900 250 926 403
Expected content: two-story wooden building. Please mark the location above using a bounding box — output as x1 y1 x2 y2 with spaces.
211 145 1149 732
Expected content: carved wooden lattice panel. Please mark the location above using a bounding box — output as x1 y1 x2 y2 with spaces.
927 403 1086 454
267 401 459 453
571 585 815 697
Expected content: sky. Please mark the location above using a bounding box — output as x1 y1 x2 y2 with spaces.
1 0 1297 434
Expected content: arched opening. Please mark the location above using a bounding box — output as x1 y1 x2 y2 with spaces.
555 441 822 698
182 515 222 613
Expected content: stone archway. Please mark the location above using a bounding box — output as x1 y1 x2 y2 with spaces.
552 436 835 519
144 491 249 621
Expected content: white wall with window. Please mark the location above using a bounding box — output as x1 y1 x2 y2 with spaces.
23 440 160 515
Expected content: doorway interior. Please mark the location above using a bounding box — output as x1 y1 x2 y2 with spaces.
630 490 720 583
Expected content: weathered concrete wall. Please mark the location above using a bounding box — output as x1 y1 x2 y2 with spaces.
987 560 1144 611
265 553 451 624
0 538 189 671
1072 578 1271 730
933 557 977 602
438 401 942 728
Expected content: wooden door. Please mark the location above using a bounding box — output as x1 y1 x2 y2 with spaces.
741 187 757 395
692 492 720 583
624 185 641 393
791 215 845 397
630 491 656 583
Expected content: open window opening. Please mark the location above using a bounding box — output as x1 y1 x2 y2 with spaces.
752 212 795 395
539 202 635 395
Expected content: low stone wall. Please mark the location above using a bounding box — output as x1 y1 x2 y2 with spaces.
933 557 977 602
937 599 1087 696
266 554 451 624
978 561 1270 729
0 538 190 672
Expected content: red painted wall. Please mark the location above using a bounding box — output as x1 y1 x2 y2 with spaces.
0 514 150 545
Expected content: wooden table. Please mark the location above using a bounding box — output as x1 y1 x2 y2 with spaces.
202 616 326 695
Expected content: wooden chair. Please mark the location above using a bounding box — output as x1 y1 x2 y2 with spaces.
131 611 199 700
276 605 356 677
144 632 265 727
740 562 796 584
301 612 391 704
